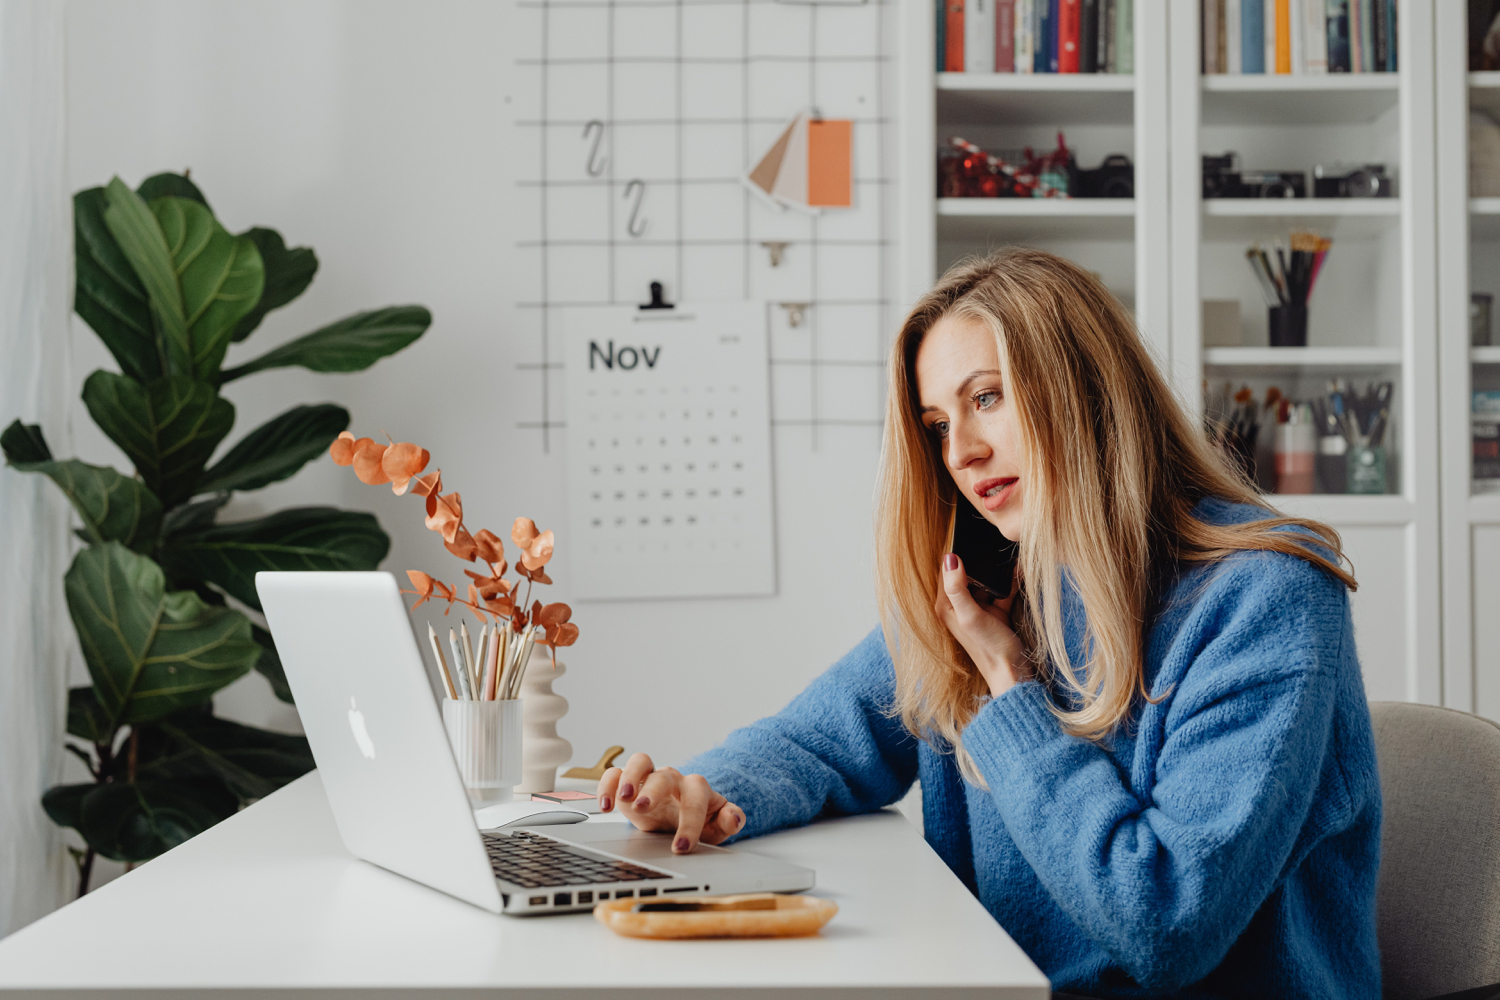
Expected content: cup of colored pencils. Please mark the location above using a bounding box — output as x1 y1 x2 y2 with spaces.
1245 232 1333 348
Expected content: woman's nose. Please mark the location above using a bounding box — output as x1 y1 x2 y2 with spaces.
947 418 990 470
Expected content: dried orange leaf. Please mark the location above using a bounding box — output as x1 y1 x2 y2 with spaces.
330 431 357 466
529 567 553 586
384 443 431 495
424 492 463 541
485 595 516 617
520 529 554 570
445 526 478 561
511 517 539 548
353 439 391 485
412 470 443 499
550 622 579 647
537 602 571 627
433 579 455 601
474 529 505 565
406 570 436 607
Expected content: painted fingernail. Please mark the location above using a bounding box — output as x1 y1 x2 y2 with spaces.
600 796 612 812
943 553 958 572
620 783 635 799
635 795 651 810
675 838 691 852
736 811 745 827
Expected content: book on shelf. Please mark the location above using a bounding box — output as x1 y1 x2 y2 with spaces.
1200 0 1392 74
937 0 1131 73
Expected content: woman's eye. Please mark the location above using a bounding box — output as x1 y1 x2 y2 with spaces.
929 420 950 438
975 390 1001 410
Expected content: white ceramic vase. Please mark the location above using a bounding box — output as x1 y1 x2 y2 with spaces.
514 658 571 794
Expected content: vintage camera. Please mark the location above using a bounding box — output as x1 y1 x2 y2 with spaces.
1313 164 1393 198
1202 152 1307 199
1071 154 1134 198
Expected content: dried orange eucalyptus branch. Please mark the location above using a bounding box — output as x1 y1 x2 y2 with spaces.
329 431 579 664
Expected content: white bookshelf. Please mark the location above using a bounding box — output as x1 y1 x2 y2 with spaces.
899 1 1170 361
898 1 1453 717
1170 1 1440 709
1437 10 1500 722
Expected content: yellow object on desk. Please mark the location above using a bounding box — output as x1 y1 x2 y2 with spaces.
563 745 625 780
593 893 837 939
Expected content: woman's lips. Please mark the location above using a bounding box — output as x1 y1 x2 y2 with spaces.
974 477 1018 512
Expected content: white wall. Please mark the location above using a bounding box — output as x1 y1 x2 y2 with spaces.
64 0 888 775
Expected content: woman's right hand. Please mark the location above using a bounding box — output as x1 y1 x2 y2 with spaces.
597 753 746 854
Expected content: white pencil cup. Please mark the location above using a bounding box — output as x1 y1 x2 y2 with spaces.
442 698 524 805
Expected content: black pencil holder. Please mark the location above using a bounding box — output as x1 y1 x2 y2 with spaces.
1269 303 1308 347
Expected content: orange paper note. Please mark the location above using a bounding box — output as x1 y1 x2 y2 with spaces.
807 120 852 209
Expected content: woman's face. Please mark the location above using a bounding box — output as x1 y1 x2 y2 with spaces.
915 314 1027 541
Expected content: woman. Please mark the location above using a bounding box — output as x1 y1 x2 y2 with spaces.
596 249 1382 999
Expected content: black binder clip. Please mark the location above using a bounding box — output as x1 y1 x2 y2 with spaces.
639 281 673 310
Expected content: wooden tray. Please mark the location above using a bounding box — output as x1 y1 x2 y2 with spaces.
593 893 837 939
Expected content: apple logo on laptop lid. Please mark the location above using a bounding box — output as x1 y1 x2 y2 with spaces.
347 697 376 759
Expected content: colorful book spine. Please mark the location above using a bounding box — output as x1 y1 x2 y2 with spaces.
1326 0 1350 72
1289 0 1303 73
1081 0 1098 72
1265 0 1277 75
1046 0 1060 72
1058 0 1081 71
945 0 966 71
1115 0 1133 73
1227 0 1243 74
1016 0 1035 73
997 0 1016 71
1303 0 1327 73
1274 0 1291 73
967 0 995 72
1243 0 1265 72
1100 0 1114 72
1385 0 1396 71
1371 0 1386 73
1358 0 1375 73
1203 0 1219 73
1033 0 1049 72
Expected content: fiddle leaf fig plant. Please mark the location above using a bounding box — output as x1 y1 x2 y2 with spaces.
2 171 431 894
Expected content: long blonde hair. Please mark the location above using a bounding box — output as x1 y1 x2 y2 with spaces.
875 249 1354 771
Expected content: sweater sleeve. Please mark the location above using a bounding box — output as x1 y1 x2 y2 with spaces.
681 626 920 842
962 553 1354 993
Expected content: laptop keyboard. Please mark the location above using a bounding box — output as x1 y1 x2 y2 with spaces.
483 830 674 889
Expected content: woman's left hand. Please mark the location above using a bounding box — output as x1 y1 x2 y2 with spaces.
936 553 1030 698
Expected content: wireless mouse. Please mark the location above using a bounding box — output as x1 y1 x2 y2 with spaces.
473 799 590 831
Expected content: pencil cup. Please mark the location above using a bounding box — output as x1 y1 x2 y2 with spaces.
442 698 524 805
1347 445 1388 495
1268 303 1308 348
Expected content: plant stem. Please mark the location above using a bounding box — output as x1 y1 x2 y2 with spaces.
126 729 138 784
76 847 95 899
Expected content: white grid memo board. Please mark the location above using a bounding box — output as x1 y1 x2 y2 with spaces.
509 0 896 452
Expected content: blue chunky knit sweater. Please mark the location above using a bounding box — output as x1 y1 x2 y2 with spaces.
684 498 1382 999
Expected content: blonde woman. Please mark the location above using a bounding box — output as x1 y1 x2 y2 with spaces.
597 249 1381 999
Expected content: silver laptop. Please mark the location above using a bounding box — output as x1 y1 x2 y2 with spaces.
256 571 813 915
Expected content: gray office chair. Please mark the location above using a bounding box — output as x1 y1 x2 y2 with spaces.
1372 701 1500 1000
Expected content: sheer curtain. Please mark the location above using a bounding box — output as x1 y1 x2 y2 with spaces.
0 0 74 936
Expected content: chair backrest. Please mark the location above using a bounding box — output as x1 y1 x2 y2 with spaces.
1371 701 1500 1000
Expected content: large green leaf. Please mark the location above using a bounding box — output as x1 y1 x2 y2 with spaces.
160 494 229 539
196 404 348 495
156 715 313 801
73 187 161 384
159 507 389 610
66 687 114 744
102 177 191 377
1 418 52 462
3 421 162 553
81 371 234 508
42 783 93 832
137 172 209 208
233 228 318 342
65 542 260 727
219 306 430 383
76 778 238 862
250 624 294 704
152 197 264 377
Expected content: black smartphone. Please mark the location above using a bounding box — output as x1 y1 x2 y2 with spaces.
949 504 1018 601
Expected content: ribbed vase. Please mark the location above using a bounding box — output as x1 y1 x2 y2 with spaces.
515 659 571 794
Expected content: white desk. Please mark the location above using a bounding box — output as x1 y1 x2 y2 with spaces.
0 773 1049 998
